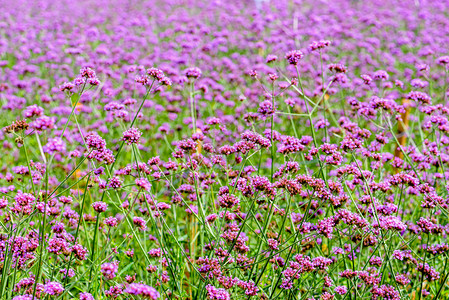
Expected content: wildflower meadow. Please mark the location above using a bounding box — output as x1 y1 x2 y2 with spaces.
1 0 449 299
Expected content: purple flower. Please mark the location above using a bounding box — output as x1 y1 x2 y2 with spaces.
101 261 119 280
407 91 432 104
361 74 372 85
122 127 142 145
436 56 449 66
44 281 64 296
92 201 108 213
205 284 230 300
79 292 94 300
308 40 331 51
108 176 122 189
373 70 389 81
258 100 275 116
218 193 239 208
184 67 202 79
12 296 33 300
43 138 66 154
267 238 278 250
266 54 278 63
60 82 75 92
135 177 151 191
72 244 88 261
85 132 106 150
23 104 44 118
334 285 347 295
133 217 147 231
105 216 118 227
124 283 159 300
285 50 304 65
31 116 55 131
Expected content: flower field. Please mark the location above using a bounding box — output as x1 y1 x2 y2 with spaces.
1 0 449 299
